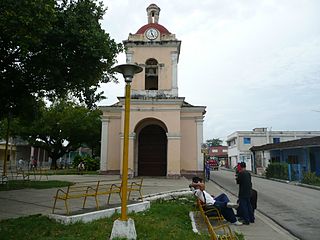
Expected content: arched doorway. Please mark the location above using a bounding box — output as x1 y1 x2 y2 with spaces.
138 124 167 176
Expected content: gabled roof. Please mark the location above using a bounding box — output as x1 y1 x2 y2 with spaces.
250 136 320 151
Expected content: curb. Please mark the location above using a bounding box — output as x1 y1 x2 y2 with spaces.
48 201 150 225
142 188 191 201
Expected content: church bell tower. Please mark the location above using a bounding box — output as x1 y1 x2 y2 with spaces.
124 4 181 98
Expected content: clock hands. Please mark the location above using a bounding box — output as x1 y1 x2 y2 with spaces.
146 28 158 40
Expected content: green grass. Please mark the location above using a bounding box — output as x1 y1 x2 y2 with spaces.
0 197 245 240
45 169 98 175
0 180 72 191
0 198 209 240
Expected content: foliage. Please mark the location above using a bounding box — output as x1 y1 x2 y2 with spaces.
302 172 320 186
14 100 102 169
0 198 208 240
206 138 223 147
72 155 100 171
265 163 288 180
0 0 123 121
0 180 71 191
235 232 245 240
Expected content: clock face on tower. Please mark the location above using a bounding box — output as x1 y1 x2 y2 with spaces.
145 28 158 40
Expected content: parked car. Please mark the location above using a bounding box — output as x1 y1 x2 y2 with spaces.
208 159 219 170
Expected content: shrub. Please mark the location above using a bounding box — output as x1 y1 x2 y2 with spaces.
72 155 100 171
265 162 288 180
302 172 320 186
72 155 82 169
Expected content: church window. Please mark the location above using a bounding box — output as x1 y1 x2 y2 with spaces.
145 58 158 90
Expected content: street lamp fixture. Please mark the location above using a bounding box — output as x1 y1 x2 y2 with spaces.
110 63 142 240
112 64 142 83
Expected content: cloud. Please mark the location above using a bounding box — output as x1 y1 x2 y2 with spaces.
99 0 320 142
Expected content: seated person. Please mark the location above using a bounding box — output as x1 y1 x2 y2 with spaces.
190 176 242 225
77 161 85 174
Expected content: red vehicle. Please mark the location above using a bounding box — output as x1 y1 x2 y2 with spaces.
208 159 219 170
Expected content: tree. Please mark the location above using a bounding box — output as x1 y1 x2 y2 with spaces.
15 101 102 169
0 0 122 121
206 138 223 147
0 0 56 120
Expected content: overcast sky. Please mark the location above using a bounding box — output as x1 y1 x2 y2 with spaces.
99 0 320 142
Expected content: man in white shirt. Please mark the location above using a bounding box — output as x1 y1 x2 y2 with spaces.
190 176 242 225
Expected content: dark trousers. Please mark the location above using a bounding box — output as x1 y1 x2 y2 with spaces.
211 193 237 223
238 197 254 223
206 169 210 181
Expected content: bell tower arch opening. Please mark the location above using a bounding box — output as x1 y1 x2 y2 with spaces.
145 58 158 90
134 118 167 176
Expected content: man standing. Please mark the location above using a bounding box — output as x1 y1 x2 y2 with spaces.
18 158 24 171
205 160 211 181
236 162 254 225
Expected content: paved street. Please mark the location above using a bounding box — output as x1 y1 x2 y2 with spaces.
211 169 320 240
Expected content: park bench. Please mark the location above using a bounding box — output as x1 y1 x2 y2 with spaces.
52 181 99 215
9 166 30 181
52 178 144 215
1 175 8 186
197 199 238 240
30 167 49 180
8 166 48 181
122 178 144 201
88 178 144 209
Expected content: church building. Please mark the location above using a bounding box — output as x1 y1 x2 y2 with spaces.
99 4 206 178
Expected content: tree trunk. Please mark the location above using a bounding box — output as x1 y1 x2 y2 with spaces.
50 157 58 170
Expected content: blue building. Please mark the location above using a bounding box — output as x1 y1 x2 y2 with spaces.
251 136 320 180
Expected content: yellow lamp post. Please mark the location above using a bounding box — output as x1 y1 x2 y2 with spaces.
110 63 142 240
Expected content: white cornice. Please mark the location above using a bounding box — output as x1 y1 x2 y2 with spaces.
166 132 181 140
131 108 181 112
118 97 185 105
181 107 206 113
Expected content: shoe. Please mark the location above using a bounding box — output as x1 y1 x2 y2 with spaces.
232 221 243 226
241 221 250 225
227 202 239 209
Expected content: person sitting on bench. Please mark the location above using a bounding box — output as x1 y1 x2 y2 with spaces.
190 176 243 226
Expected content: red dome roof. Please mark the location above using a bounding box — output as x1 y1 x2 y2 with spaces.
136 23 170 34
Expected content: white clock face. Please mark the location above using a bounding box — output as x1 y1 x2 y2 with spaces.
146 28 158 40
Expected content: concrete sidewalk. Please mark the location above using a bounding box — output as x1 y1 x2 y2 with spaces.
204 179 298 240
0 175 298 240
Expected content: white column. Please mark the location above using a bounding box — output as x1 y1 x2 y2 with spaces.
171 51 178 96
37 148 41 167
30 146 35 165
166 133 181 177
100 118 110 171
128 132 136 178
196 119 204 171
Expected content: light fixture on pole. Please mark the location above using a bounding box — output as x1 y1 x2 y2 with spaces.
110 63 143 240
